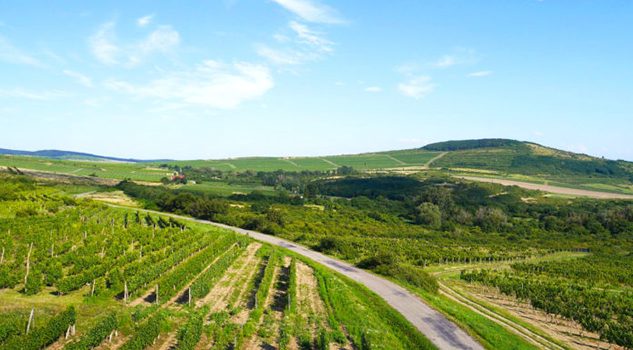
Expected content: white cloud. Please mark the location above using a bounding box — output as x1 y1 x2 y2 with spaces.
0 88 69 100
89 22 180 66
289 21 332 52
398 76 435 99
364 86 382 92
63 70 93 87
333 81 345 86
271 0 345 24
0 35 43 67
468 71 492 77
104 60 274 109
137 14 154 27
534 131 544 137
89 22 120 64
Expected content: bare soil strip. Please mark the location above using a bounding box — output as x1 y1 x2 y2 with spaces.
319 158 340 167
458 176 633 199
231 256 266 325
385 154 406 165
197 242 262 312
425 152 447 167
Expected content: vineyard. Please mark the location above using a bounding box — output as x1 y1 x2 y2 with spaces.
0 175 432 350
458 253 633 349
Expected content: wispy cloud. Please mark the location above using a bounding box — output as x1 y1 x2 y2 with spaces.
468 71 492 77
432 48 479 68
0 88 69 100
89 22 180 66
256 46 312 65
398 76 435 99
137 14 154 27
128 25 180 66
289 21 332 52
258 21 332 65
89 22 120 64
63 70 93 87
104 60 274 109
364 86 382 92
0 35 43 67
534 131 544 137
271 0 345 24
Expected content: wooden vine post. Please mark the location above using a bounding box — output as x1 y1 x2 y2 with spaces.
26 308 34 334
24 242 33 292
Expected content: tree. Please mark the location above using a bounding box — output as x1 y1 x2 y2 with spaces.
416 203 442 228
304 183 318 199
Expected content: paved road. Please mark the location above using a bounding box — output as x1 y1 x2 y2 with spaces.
106 204 484 350
458 176 633 200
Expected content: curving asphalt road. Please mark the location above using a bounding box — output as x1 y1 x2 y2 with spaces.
107 204 484 350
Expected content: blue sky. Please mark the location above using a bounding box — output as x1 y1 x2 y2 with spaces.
1 1 632 160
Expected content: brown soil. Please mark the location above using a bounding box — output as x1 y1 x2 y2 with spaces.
196 242 261 312
82 191 139 207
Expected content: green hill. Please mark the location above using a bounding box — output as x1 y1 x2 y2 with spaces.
423 139 633 182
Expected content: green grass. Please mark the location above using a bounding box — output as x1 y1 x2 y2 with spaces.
177 181 278 196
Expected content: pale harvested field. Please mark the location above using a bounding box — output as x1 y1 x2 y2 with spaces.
458 176 633 199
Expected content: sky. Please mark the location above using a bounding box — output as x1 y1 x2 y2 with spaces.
1 1 632 161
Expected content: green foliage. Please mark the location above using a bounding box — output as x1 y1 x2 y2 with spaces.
65 312 118 350
120 311 166 350
422 138 523 151
416 202 442 228
243 250 279 337
2 306 76 350
176 306 208 350
24 268 43 295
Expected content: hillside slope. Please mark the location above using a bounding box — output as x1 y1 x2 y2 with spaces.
423 139 633 182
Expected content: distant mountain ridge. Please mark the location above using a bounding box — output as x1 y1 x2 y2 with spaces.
0 148 172 163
